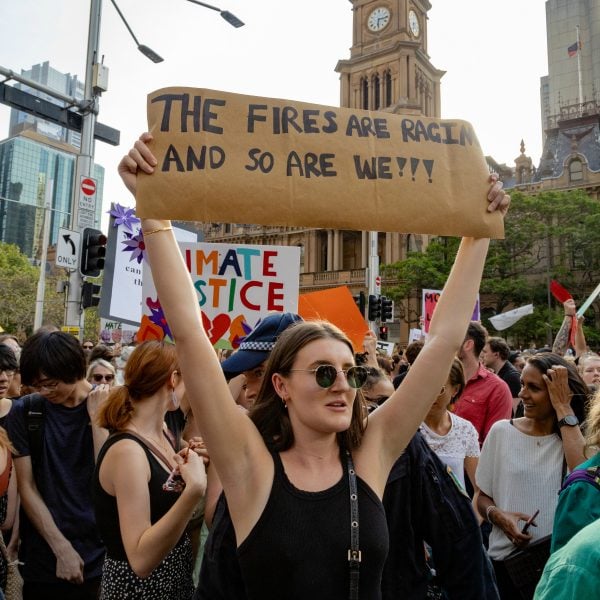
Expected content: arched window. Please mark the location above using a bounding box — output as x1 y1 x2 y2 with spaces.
361 78 369 110
569 159 583 182
374 74 381 110
385 71 392 107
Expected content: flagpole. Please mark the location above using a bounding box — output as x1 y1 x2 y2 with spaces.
576 24 583 114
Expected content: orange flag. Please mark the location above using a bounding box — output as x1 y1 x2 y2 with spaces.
298 286 368 351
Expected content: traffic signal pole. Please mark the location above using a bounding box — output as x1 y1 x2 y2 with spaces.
367 231 380 331
65 0 102 332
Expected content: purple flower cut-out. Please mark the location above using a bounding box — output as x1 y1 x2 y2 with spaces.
109 204 140 232
147 297 172 340
121 228 146 264
232 319 258 348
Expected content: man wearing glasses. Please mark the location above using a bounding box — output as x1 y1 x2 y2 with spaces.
5 330 108 599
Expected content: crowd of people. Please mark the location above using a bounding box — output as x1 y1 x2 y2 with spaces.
0 136 597 600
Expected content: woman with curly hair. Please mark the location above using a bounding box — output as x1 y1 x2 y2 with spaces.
476 353 587 598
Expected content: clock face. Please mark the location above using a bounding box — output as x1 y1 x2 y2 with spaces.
367 7 391 32
408 9 420 37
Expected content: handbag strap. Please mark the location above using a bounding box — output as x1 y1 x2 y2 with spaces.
119 430 175 471
346 450 360 600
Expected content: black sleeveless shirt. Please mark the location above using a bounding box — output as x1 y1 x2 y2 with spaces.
93 432 183 561
237 451 389 600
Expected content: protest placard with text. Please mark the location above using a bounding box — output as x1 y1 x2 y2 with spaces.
141 242 300 348
137 88 505 238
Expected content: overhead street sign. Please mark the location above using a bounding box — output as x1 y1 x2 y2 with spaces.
0 82 120 146
56 228 81 270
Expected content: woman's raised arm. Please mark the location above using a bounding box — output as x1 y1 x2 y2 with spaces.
357 178 509 494
118 134 272 511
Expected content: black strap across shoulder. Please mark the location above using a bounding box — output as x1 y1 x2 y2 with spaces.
23 394 45 471
346 450 360 600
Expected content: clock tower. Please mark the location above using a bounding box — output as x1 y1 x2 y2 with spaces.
336 0 444 116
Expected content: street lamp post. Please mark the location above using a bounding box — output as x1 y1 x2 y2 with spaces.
64 0 102 332
64 0 244 332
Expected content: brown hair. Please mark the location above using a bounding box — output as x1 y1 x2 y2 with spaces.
447 357 466 402
526 353 588 431
250 321 367 452
97 341 178 430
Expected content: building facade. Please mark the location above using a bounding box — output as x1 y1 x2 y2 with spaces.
508 0 600 196
0 131 104 260
202 0 442 342
541 0 600 133
9 61 85 148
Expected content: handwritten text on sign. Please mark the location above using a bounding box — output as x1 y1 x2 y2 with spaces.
142 242 300 348
422 288 480 334
137 88 504 238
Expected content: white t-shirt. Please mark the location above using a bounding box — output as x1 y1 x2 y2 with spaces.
421 412 480 488
476 419 564 560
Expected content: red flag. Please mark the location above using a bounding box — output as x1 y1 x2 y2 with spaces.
550 280 572 303
550 280 577 348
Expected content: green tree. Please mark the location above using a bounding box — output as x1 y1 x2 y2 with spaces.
381 189 600 347
0 242 68 339
0 242 39 338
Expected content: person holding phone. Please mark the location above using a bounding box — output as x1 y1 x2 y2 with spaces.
476 353 587 599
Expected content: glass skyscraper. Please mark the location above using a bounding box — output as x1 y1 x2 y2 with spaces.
0 133 104 260
1 61 104 261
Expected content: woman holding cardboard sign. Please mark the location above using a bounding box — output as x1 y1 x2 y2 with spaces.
119 132 509 599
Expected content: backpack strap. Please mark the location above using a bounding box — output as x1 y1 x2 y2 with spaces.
560 466 600 493
23 394 46 473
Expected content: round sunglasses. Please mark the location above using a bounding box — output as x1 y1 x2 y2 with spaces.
92 373 114 383
289 364 368 389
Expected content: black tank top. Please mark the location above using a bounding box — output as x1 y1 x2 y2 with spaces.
93 432 183 561
237 450 389 600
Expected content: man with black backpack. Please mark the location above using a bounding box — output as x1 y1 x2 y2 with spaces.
5 330 108 599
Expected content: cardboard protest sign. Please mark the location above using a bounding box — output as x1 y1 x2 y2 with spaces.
422 288 480 334
298 286 368 351
137 87 504 238
141 242 300 347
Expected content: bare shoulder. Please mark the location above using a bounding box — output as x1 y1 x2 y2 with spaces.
101 439 150 479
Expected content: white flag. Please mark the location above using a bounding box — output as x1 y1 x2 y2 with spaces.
489 304 534 331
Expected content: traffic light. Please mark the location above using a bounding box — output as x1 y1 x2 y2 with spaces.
367 294 381 321
80 227 107 277
379 325 388 341
81 282 101 309
381 296 394 322
353 291 366 316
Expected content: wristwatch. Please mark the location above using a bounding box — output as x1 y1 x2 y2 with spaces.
558 415 579 428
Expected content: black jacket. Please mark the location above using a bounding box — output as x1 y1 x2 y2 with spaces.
382 431 499 599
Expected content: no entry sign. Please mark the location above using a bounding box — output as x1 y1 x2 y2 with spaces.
81 177 97 196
